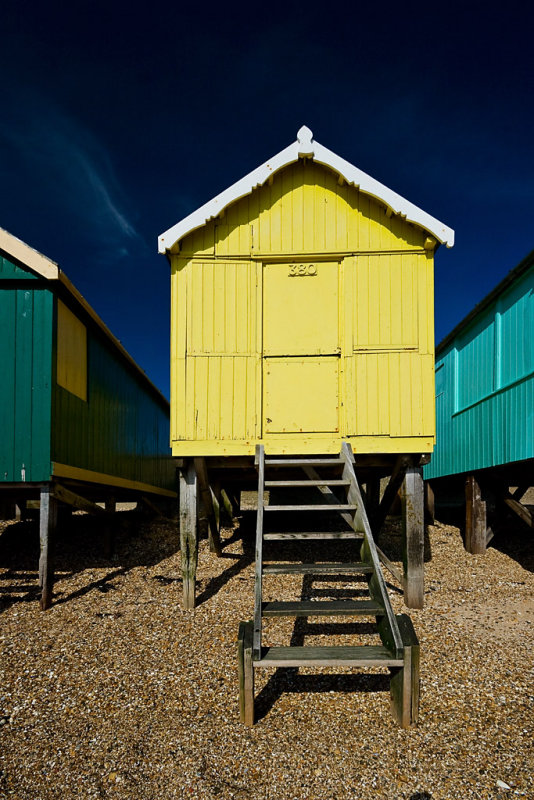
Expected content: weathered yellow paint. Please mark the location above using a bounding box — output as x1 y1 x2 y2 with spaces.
56 299 87 401
263 261 339 355
170 160 435 456
264 358 339 433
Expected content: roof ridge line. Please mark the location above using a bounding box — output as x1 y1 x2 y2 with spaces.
158 126 454 253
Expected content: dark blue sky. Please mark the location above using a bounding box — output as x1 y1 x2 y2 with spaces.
1 1 533 398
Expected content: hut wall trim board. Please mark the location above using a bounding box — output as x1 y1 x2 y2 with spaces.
52 463 177 498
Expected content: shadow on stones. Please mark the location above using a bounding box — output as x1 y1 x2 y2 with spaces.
0 508 180 613
194 514 255 607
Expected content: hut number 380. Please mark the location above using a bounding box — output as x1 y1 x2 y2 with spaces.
288 264 318 276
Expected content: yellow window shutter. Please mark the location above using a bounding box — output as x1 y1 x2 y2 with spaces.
57 300 87 401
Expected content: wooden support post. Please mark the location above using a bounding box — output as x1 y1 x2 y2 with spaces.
104 497 116 558
375 544 403 584
105 497 116 514
424 481 435 525
511 484 529 501
401 465 425 609
365 476 380 527
140 495 167 518
226 489 241 515
237 621 255 725
390 614 420 728
39 486 58 611
196 488 209 541
193 457 222 556
51 483 106 515
465 475 487 554
372 455 411 538
220 488 235 523
502 490 534 528
179 460 198 610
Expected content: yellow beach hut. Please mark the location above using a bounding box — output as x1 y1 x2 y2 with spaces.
159 126 454 610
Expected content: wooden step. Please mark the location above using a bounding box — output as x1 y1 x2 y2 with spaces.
265 458 344 467
263 532 363 540
263 562 374 575
255 645 403 668
264 480 350 488
265 504 357 512
262 600 383 617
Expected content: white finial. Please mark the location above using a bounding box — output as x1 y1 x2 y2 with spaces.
297 125 314 156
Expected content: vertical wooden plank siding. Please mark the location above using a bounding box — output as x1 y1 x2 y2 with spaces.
171 160 435 456
0 256 38 280
0 279 53 483
172 259 260 443
198 161 426 256
52 300 174 491
425 258 534 479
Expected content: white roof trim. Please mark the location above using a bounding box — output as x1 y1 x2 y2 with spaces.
158 126 455 253
0 226 59 279
0 226 169 408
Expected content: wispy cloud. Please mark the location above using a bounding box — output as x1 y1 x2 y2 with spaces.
73 149 138 240
0 91 142 259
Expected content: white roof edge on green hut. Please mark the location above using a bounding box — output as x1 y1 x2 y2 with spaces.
0 226 60 279
158 125 455 253
0 226 169 409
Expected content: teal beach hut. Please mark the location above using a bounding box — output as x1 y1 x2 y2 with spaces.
425 249 534 552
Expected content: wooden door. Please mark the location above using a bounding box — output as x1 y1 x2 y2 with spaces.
262 261 340 434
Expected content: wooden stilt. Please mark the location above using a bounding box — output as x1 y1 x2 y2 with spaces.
237 620 254 725
502 489 533 528
220 488 235 524
104 496 116 558
105 497 116 514
39 486 58 611
194 457 222 556
401 465 424 609
15 500 27 521
179 460 198 609
226 489 241 516
511 484 529 502
465 475 487 554
196 489 209 541
51 483 106 516
390 614 420 728
372 455 411 537
365 476 380 528
424 481 435 525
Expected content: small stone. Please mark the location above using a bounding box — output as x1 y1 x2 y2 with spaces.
497 780 511 790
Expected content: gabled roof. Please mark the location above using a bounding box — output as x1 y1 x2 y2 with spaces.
158 126 455 253
0 226 169 408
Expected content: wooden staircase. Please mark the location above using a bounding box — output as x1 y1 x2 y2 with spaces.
238 442 420 728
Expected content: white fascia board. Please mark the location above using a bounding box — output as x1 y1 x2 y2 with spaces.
0 226 59 279
312 142 455 247
0 226 168 406
158 141 299 253
158 127 455 253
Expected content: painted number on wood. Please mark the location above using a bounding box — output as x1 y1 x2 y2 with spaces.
288 264 317 277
